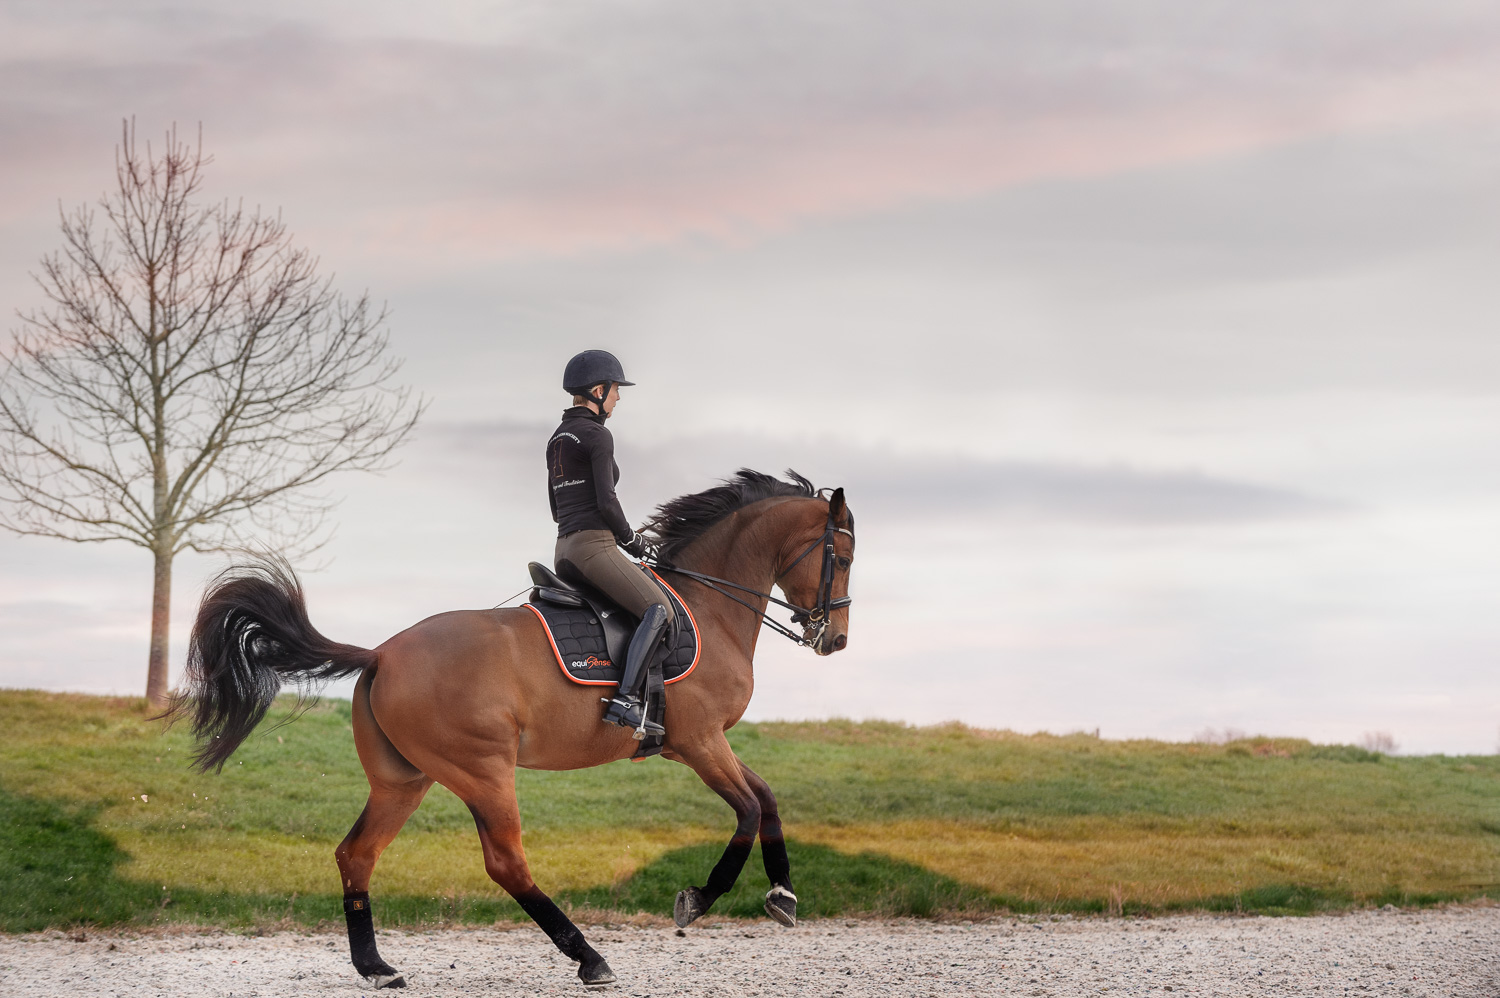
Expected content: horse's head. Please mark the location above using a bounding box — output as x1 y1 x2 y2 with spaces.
776 487 854 656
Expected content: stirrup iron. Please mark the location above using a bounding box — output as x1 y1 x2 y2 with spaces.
633 692 653 741
600 694 663 737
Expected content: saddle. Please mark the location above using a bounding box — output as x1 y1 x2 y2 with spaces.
523 561 700 690
524 562 699 760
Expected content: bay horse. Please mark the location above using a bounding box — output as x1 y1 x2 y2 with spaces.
169 470 854 987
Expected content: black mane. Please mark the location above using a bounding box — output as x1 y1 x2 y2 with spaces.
645 468 821 560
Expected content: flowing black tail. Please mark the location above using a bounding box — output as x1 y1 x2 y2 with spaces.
168 556 376 773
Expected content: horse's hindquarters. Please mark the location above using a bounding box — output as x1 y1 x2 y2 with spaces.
351 670 425 785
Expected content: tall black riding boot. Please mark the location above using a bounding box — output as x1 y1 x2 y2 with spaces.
602 603 669 737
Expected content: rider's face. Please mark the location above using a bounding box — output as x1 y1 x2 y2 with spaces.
601 383 621 416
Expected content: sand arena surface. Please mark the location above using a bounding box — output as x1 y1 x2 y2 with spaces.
1 906 1496 996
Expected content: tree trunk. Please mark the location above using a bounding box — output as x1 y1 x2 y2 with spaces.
146 544 173 708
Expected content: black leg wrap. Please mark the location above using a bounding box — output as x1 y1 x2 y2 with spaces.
761 834 793 893
343 892 404 986
760 832 798 925
676 835 755 928
515 886 616 984
704 835 754 900
515 887 587 959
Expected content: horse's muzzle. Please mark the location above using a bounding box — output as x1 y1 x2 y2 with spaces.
812 630 848 656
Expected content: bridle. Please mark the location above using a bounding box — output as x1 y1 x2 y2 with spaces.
646 501 853 649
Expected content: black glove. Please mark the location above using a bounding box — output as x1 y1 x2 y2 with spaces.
621 531 660 562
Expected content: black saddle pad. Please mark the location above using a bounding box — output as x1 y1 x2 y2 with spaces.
524 566 699 687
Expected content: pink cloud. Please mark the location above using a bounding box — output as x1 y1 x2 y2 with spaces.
3 7 1499 266
330 52 1500 264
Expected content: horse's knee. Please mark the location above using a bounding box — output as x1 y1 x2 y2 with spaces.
734 797 762 839
740 767 779 822
754 788 780 825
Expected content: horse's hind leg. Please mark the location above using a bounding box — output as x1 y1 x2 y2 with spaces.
466 778 616 985
672 734 761 927
335 670 432 988
740 761 797 927
334 780 431 988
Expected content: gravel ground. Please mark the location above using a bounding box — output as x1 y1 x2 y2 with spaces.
2 906 1496 997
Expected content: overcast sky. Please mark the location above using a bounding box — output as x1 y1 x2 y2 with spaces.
2 1 1498 753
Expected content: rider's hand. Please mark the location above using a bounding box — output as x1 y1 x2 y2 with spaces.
622 531 660 562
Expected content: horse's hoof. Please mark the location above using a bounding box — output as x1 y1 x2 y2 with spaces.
674 886 708 927
578 955 616 985
764 885 798 928
363 972 406 989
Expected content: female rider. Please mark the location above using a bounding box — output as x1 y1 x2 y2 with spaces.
547 349 676 737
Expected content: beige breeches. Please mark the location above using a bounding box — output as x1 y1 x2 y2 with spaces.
554 530 676 626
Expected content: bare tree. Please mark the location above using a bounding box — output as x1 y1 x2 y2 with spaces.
0 122 423 708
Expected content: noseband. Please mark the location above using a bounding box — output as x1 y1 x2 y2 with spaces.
646 503 853 648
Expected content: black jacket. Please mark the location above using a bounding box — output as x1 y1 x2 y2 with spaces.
546 407 632 541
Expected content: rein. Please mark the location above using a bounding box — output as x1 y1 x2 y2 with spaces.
647 506 853 648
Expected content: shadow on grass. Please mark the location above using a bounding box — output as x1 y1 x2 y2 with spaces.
0 786 523 931
1 789 1005 928
2 787 1486 931
559 840 1001 918
0 787 152 930
559 841 1473 920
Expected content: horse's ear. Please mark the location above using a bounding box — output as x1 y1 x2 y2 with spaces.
828 487 845 520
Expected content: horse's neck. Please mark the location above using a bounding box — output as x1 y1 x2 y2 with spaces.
676 501 796 659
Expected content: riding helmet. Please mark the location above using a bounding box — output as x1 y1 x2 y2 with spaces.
563 350 635 393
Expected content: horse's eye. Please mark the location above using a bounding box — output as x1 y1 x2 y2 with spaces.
837 556 851 571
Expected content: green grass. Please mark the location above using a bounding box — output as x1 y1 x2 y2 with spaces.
1 690 1496 931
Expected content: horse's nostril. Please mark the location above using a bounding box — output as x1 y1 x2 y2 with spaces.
833 634 847 651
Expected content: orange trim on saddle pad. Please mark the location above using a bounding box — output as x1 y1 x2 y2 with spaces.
647 566 701 684
524 565 700 687
523 603 617 686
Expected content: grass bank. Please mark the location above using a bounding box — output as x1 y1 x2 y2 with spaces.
1 690 1496 931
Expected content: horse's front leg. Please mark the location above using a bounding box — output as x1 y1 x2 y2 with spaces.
673 734 761 927
739 761 797 927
